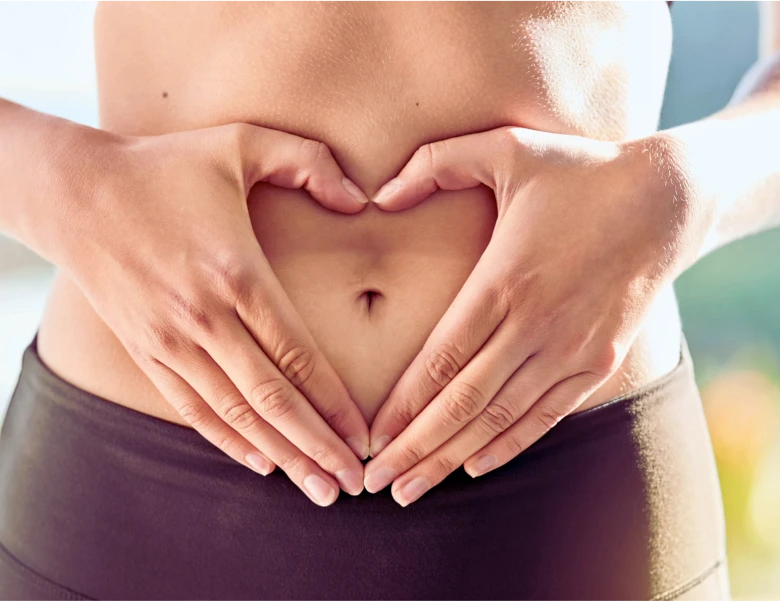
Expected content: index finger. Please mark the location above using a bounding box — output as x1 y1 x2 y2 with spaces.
364 322 529 493
237 124 369 213
233 256 370 459
368 263 509 456
371 128 505 211
205 316 366 484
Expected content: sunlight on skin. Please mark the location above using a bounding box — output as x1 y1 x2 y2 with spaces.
364 44 780 505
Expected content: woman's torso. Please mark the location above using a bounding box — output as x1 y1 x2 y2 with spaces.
37 0 679 425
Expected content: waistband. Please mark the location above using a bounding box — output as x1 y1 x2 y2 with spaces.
14 332 696 462
0 332 726 600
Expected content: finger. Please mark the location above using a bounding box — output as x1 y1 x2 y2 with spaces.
388 355 554 506
463 371 601 478
202 314 365 494
369 264 509 457
371 128 507 211
238 124 369 213
364 323 528 493
139 356 276 477
153 347 349 506
234 260 369 459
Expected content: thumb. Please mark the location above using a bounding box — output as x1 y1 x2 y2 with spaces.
371 128 506 211
238 124 369 214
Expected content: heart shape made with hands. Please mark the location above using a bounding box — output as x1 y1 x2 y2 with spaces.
115 121 678 509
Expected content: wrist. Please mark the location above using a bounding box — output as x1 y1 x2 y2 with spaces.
22 119 130 266
616 130 717 278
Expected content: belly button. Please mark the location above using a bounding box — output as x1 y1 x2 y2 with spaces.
359 289 383 313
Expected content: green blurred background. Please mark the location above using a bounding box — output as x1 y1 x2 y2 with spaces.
665 2 780 597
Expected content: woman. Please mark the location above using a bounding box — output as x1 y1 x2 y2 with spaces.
1 1 779 599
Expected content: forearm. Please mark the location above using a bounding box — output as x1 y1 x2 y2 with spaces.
0 98 114 262
628 49 780 272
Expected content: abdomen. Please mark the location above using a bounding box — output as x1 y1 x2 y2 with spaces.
38 1 679 424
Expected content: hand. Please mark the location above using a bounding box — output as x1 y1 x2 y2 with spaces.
51 123 371 506
364 126 696 505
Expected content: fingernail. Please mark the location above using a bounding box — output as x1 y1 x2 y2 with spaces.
304 474 338 506
372 178 402 204
467 454 497 478
245 453 272 476
370 435 392 457
364 467 397 493
335 469 364 496
346 436 370 460
342 177 369 203
394 477 431 507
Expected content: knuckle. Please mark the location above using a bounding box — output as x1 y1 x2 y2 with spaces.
387 401 417 429
169 290 214 334
250 379 297 421
441 382 485 425
398 443 426 467
277 451 305 475
211 430 236 455
425 140 444 170
216 436 234 455
222 402 261 432
424 344 463 388
146 321 182 355
504 433 526 458
177 401 210 429
299 138 331 169
310 445 338 467
208 251 251 302
494 279 522 317
124 339 154 365
431 452 457 476
210 383 242 412
318 401 349 431
414 140 446 174
535 404 565 432
412 143 434 170
480 400 517 434
278 345 317 388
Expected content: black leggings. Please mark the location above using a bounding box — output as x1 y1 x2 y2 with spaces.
0 334 729 600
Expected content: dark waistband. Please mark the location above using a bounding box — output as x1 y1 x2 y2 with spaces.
15 332 696 462
0 332 726 600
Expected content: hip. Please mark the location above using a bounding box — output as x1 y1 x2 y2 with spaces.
0 332 727 600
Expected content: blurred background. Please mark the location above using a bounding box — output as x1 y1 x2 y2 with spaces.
0 1 779 597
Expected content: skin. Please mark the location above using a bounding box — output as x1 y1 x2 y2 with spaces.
0 104 371 506
35 2 681 510
365 8 780 504
1 2 778 510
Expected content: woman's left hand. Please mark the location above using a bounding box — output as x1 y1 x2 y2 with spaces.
363 126 702 505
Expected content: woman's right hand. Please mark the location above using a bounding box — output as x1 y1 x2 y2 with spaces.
43 122 370 506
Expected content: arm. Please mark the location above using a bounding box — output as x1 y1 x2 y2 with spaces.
0 98 94 261
362 12 780 505
634 2 780 272
0 98 371 505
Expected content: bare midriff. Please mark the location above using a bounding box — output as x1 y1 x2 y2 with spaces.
37 1 681 426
